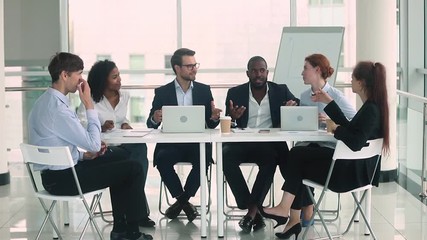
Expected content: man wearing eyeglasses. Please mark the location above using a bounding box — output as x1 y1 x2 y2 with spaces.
147 48 222 222
223 56 299 233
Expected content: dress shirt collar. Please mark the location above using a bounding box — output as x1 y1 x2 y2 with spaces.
311 81 331 94
174 79 194 92
248 82 270 96
174 78 194 106
48 87 70 107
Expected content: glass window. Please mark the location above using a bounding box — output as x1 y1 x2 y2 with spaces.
96 54 111 61
129 54 145 84
164 54 173 76
309 0 320 5
129 55 145 70
68 0 177 85
180 0 290 85
130 95 146 123
164 55 172 69
67 0 361 121
298 0 353 68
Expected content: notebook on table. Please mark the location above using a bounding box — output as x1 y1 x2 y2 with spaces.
161 105 205 133
280 106 318 131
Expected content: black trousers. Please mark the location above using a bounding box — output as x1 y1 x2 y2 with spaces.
41 151 146 222
109 143 150 216
280 145 334 210
154 143 211 199
222 142 287 209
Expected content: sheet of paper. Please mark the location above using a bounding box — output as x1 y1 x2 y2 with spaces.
231 128 258 133
105 129 152 137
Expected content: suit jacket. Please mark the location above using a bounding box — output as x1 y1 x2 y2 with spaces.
146 80 219 166
326 100 382 151
225 81 298 128
146 80 219 129
325 100 383 191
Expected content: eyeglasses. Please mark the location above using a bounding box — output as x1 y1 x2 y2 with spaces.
181 63 200 70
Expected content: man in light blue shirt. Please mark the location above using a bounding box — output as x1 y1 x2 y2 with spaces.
28 52 152 240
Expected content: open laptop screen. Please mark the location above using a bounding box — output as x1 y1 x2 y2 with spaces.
161 106 205 133
280 106 318 131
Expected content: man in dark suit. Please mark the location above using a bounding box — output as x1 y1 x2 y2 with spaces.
223 56 298 233
146 48 221 222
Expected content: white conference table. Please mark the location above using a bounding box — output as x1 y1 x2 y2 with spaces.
211 128 335 238
102 129 212 238
102 128 336 238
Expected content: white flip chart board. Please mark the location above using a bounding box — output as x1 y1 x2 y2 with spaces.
272 27 344 98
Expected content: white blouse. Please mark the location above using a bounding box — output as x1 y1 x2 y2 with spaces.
78 90 130 130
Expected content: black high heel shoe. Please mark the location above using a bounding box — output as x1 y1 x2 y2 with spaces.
275 223 302 239
258 207 289 228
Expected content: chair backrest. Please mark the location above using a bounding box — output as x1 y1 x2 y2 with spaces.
322 138 384 191
20 143 74 167
332 138 383 161
20 143 83 196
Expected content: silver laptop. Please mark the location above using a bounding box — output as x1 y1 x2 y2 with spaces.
161 105 205 133
280 106 318 131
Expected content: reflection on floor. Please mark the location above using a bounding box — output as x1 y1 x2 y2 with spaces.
1 158 427 240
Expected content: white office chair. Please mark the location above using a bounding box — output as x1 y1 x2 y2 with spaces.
20 143 106 240
158 162 212 216
302 138 383 240
223 163 275 217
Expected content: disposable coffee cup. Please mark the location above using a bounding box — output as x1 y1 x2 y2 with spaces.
326 119 335 133
220 116 232 133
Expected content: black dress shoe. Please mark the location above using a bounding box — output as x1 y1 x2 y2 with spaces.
238 215 254 233
252 213 266 231
139 217 156 227
182 202 199 222
111 231 154 240
275 223 302 239
165 201 183 219
136 233 154 240
110 231 126 240
258 207 289 228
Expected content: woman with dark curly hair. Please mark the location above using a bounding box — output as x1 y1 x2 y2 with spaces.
78 59 154 228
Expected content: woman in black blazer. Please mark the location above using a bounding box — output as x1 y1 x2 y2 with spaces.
260 61 390 239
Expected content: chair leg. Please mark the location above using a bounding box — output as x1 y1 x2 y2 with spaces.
95 202 114 224
79 193 104 240
206 165 212 214
314 193 341 222
343 190 377 240
302 186 336 240
38 200 62 240
354 191 360 222
52 202 59 239
158 179 180 216
63 201 70 226
365 189 372 235
158 180 166 215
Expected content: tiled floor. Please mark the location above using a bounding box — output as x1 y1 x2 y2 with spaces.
1 149 427 240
